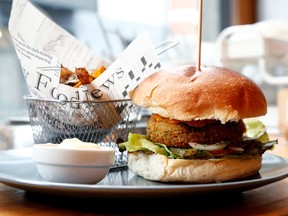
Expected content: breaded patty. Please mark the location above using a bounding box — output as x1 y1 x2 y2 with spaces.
146 114 246 148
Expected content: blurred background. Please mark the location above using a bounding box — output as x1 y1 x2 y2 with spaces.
1 0 288 137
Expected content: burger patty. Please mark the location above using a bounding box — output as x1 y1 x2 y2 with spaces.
146 114 246 148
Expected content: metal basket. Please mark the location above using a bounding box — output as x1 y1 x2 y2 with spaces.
25 97 141 168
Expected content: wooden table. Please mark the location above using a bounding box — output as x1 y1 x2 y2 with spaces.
0 134 288 215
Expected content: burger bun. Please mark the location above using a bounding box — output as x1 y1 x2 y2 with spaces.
128 152 262 183
131 65 267 123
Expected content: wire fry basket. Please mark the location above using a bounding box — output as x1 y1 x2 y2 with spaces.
24 97 141 168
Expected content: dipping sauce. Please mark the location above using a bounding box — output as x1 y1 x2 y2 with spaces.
57 138 102 150
33 138 115 184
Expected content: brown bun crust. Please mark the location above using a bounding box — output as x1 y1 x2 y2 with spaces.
128 152 262 183
131 65 267 123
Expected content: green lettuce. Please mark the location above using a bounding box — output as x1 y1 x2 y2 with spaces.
119 118 277 159
243 118 270 142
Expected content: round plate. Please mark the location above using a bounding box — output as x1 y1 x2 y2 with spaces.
0 148 287 198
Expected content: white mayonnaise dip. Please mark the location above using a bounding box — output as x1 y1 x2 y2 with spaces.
57 138 101 150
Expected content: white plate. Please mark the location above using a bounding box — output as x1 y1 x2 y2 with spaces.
0 148 287 198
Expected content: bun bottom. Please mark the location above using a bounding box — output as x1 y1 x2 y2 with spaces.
128 152 262 183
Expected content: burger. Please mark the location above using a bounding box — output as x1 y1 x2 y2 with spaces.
118 65 277 183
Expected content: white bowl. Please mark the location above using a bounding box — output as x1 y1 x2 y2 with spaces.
33 142 115 184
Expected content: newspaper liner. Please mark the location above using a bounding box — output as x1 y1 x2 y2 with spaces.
8 0 161 137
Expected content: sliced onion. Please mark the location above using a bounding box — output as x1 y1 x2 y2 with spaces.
188 141 227 151
228 146 244 152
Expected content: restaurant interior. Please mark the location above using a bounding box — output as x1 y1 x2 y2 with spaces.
1 0 288 146
1 0 288 214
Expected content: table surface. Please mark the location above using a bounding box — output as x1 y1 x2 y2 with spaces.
1 129 288 216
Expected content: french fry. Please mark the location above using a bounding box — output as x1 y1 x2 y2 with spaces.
73 81 82 88
60 65 73 83
75 67 94 85
60 65 106 87
91 66 106 79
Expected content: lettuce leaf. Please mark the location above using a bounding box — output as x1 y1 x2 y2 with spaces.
119 133 168 156
118 118 276 159
243 118 269 142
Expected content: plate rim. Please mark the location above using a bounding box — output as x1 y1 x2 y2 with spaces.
0 148 287 198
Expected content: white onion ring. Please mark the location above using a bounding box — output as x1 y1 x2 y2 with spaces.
228 146 244 152
188 142 227 151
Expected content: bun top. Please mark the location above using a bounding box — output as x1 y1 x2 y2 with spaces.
131 65 267 123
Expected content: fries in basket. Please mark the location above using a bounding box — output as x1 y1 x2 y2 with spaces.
60 65 106 87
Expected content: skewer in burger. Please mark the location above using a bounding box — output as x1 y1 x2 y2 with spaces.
119 65 277 183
